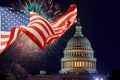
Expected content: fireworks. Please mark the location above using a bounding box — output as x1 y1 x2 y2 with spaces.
1 0 76 75
9 0 63 57
11 0 62 21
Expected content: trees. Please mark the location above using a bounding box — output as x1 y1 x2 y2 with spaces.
107 69 120 80
0 69 7 80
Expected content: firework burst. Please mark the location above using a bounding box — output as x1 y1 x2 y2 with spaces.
11 0 62 21
0 0 77 75
9 0 63 57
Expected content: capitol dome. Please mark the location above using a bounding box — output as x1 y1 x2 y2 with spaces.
60 20 97 74
66 33 92 50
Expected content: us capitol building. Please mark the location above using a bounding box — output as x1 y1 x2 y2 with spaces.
17 19 98 80
60 20 97 74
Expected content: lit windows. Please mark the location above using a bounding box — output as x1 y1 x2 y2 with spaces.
62 60 96 69
80 62 82 67
71 61 73 67
76 61 79 67
74 61 77 67
85 61 88 68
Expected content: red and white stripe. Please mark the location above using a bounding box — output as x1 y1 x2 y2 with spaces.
47 4 77 43
0 31 10 53
0 4 77 54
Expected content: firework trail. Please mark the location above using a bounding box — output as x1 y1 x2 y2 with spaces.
11 0 62 21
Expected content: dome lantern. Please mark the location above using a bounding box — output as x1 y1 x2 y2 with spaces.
74 18 83 37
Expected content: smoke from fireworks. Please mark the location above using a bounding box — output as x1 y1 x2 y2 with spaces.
0 0 63 72
0 0 76 75
9 0 63 57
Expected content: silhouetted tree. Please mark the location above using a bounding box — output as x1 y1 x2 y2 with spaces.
0 69 7 80
107 69 120 80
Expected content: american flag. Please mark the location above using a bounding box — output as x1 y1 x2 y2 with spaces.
0 7 30 53
0 4 77 54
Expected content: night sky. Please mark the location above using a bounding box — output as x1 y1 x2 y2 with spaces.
0 0 120 75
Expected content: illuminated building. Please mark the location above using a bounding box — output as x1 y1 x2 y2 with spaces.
18 19 98 80
60 19 97 74
58 19 98 80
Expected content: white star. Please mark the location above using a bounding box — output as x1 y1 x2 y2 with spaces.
2 27 4 30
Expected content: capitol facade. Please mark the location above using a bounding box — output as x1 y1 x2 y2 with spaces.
60 20 97 74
